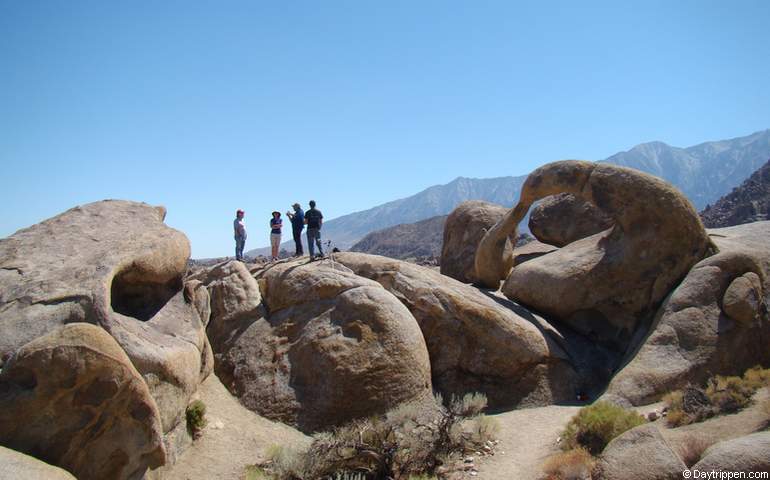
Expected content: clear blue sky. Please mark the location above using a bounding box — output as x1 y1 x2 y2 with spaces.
2 1 769 258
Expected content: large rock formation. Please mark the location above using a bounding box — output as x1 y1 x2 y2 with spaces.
598 424 686 480
475 161 713 349
528 192 613 247
441 201 514 284
604 221 770 405
334 252 587 408
0 200 210 432
200 258 432 432
0 200 212 478
0 324 165 480
693 431 770 473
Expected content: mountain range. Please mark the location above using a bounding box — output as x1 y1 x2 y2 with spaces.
247 129 770 256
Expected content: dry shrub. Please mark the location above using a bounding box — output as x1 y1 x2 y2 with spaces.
542 447 596 480
265 393 495 480
675 435 714 468
706 375 755 413
664 366 770 427
741 365 770 389
562 402 646 455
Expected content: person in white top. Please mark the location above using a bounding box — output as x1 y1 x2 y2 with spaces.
233 209 247 261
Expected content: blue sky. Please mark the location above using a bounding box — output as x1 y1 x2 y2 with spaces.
2 1 769 257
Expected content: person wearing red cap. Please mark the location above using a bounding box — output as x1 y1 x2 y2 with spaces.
234 209 247 261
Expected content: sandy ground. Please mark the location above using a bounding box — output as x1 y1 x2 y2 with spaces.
164 375 310 480
474 404 583 480
163 377 768 480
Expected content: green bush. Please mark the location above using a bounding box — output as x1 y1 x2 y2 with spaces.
562 402 645 455
186 399 207 435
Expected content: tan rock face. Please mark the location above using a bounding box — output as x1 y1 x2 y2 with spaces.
604 221 770 405
693 431 770 473
0 324 165 480
598 424 686 480
528 192 613 247
335 252 581 408
441 200 513 284
201 258 432 432
0 446 77 480
475 161 712 348
0 200 210 432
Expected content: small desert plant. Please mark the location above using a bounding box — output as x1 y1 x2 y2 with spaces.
265 392 496 480
542 447 596 480
705 375 755 413
244 465 271 480
664 366 770 427
186 399 207 436
675 435 714 468
562 402 645 455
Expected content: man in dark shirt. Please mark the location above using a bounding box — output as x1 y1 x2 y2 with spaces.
286 203 305 256
304 200 324 259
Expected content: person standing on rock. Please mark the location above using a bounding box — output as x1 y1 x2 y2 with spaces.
305 200 324 259
270 211 283 261
234 209 247 261
286 203 305 256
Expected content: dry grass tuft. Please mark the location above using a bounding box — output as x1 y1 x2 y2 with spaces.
675 435 714 468
542 447 596 480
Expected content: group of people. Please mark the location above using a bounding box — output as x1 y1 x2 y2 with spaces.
233 200 325 262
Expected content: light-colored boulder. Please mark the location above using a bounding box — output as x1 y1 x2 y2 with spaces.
0 200 210 432
528 192 613 247
0 323 165 480
693 431 770 473
722 272 763 324
476 161 712 348
598 424 686 480
604 222 770 405
441 200 514 284
0 446 77 480
335 252 582 408
202 258 432 432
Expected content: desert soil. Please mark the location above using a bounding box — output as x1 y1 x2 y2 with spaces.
165 375 310 480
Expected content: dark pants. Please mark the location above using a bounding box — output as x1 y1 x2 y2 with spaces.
307 228 323 257
235 237 245 261
293 228 304 255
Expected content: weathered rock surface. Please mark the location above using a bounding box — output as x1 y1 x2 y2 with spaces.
528 192 613 247
0 323 165 480
201 258 432 432
511 239 559 268
605 221 770 405
0 446 77 480
692 431 770 473
476 161 712 349
334 252 584 408
441 201 514 284
598 424 686 480
0 200 210 432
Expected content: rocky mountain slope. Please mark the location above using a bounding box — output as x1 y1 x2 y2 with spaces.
700 158 770 228
246 129 770 254
349 215 447 260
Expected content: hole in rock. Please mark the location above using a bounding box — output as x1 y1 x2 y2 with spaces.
111 267 181 321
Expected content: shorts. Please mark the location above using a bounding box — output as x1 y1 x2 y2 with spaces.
270 233 281 248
